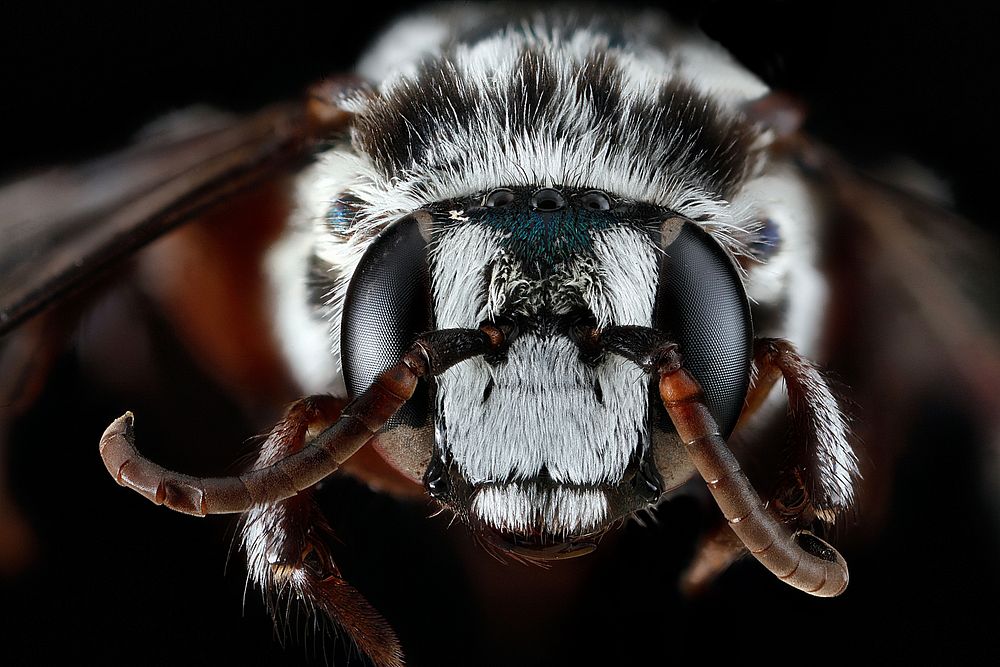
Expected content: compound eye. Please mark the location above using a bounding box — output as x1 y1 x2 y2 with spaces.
342 214 431 397
655 220 753 437
340 213 434 480
579 190 611 211
530 188 566 211
485 188 515 208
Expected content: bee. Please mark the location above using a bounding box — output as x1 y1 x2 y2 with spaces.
2 3 999 665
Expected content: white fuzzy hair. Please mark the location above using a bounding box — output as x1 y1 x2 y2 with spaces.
264 4 857 533
278 7 778 390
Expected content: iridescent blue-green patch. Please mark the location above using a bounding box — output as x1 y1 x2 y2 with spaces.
478 207 615 266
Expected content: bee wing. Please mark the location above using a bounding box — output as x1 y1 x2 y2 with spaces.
0 92 348 337
805 139 1000 420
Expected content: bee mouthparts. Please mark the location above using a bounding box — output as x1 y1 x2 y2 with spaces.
470 483 608 547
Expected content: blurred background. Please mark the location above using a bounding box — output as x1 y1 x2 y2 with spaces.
1 1 998 664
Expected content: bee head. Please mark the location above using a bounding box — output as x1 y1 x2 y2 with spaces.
340 186 751 559
312 3 777 559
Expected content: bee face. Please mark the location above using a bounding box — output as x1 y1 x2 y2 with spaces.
427 188 665 552
261 12 838 509
305 188 762 561
268 6 801 557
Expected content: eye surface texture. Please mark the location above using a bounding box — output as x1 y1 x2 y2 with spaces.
655 221 753 436
340 213 431 426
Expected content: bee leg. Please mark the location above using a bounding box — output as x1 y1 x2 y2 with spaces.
100 324 510 515
240 395 404 667
101 326 512 662
660 363 849 597
600 326 849 596
99 359 423 515
750 338 860 524
682 337 859 595
679 520 747 597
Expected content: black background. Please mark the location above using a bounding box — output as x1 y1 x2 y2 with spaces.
2 2 999 665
